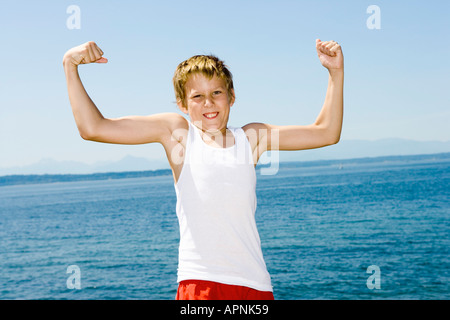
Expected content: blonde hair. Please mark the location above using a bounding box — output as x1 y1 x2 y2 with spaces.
173 55 234 108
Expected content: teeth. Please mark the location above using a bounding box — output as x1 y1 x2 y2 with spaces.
204 112 218 118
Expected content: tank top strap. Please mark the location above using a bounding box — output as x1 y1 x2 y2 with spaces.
228 126 253 165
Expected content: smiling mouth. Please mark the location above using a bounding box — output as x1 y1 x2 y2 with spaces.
203 112 218 119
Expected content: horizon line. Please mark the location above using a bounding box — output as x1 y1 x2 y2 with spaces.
1 151 449 180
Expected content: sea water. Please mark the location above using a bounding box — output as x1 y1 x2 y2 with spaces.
0 155 448 299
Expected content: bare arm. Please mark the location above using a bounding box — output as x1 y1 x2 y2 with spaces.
62 41 183 145
244 39 344 162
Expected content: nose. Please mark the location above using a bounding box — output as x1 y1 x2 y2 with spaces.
204 97 214 108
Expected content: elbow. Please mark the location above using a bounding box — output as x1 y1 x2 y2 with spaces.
316 124 341 146
78 127 97 141
322 136 340 147
329 134 341 145
80 132 92 141
78 119 106 141
326 124 342 146
326 130 341 146
79 131 93 141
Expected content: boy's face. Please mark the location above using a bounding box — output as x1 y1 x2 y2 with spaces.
178 73 235 134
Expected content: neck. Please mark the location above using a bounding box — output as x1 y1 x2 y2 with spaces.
199 127 234 148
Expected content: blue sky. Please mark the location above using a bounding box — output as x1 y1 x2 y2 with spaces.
0 0 449 169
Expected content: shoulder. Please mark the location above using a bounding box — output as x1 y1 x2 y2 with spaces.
154 112 188 130
147 113 189 138
159 113 189 144
240 122 271 152
242 122 271 140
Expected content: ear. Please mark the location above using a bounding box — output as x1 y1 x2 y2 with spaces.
229 89 236 107
177 100 189 115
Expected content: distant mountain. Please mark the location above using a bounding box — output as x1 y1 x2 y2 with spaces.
0 155 168 176
275 138 450 162
90 155 167 173
0 138 449 176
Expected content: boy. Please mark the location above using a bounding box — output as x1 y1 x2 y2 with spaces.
62 39 343 300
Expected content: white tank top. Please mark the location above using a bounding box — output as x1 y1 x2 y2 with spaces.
174 121 272 292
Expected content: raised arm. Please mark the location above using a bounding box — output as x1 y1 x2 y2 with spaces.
244 39 344 163
62 41 184 145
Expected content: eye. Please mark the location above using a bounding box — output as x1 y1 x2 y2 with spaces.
213 90 222 95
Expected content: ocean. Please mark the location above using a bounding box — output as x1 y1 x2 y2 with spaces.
0 153 449 300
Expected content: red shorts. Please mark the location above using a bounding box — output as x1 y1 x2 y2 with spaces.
176 279 274 300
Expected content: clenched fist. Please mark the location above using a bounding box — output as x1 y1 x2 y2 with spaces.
316 39 343 72
63 41 108 68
